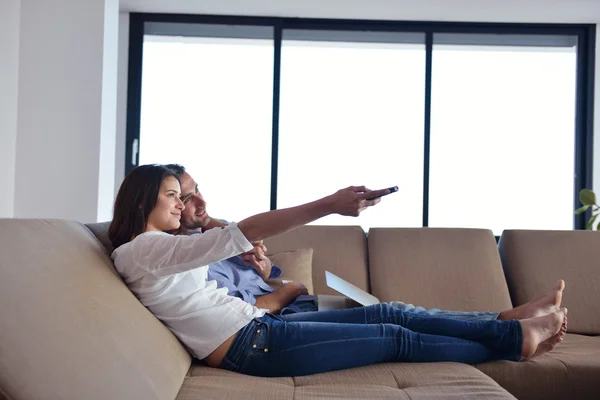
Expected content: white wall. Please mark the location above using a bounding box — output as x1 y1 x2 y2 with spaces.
115 12 129 197
118 0 599 196
97 0 119 222
4 0 598 221
13 0 118 222
0 0 20 218
120 0 600 24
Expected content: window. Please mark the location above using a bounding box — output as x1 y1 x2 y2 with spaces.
138 25 274 221
278 31 425 229
127 16 595 231
429 34 578 234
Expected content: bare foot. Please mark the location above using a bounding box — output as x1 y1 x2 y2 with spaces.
529 309 568 359
499 280 565 320
520 308 566 360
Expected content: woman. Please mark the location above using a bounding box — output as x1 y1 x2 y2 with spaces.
109 164 566 377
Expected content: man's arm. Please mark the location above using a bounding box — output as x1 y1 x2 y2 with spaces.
253 282 308 314
201 217 228 232
202 217 273 281
204 219 276 281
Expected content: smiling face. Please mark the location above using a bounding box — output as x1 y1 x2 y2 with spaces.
179 171 211 231
145 176 184 232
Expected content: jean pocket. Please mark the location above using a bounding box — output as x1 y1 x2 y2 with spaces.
249 319 271 354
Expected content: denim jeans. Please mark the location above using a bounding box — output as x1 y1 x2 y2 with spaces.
220 303 522 377
388 301 500 321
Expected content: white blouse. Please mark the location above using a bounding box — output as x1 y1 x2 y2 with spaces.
111 223 267 359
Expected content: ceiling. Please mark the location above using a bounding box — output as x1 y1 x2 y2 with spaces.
119 0 600 24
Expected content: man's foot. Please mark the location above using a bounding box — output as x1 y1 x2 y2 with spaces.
529 309 568 359
520 308 566 360
499 280 565 320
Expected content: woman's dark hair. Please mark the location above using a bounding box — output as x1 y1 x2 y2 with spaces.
109 164 179 250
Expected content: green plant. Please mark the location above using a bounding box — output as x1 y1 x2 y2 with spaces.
575 189 599 230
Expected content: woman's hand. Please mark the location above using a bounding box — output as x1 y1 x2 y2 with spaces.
327 186 390 217
241 241 273 280
238 186 391 242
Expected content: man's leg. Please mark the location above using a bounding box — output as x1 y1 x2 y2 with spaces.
386 279 565 322
388 301 499 321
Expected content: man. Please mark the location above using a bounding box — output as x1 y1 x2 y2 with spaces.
165 164 316 314
166 164 565 322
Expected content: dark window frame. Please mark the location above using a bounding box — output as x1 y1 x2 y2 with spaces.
126 13 596 230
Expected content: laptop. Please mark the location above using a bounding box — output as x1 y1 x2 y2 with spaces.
325 270 380 306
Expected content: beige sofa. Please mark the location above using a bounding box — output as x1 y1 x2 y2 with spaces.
0 219 598 400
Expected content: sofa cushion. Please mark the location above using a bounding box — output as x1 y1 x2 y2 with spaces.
499 230 600 335
86 220 112 254
476 333 600 400
0 219 191 400
264 226 368 296
368 228 513 312
181 362 515 399
90 223 367 297
266 248 314 294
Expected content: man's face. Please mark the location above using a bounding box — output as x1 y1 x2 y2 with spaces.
179 172 211 230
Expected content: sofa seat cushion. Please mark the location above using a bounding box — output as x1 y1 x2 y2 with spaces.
476 333 600 400
179 362 515 399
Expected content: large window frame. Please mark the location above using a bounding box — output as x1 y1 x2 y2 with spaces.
126 13 596 230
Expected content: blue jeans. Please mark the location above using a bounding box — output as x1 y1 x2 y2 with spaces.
220 303 522 377
388 301 500 321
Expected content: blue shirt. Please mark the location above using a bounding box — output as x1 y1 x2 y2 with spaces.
206 255 318 314
194 230 318 314
207 255 282 305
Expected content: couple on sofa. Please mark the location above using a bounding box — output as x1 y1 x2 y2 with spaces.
109 164 568 377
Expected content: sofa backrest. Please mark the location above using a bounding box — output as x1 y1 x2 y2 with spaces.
264 225 369 295
86 221 112 255
368 228 513 312
0 219 191 400
88 222 369 297
499 229 600 335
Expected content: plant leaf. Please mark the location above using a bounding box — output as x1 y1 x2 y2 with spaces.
580 189 597 206
575 205 590 215
586 213 598 230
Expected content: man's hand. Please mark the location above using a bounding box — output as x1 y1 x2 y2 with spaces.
241 240 273 281
287 281 308 296
253 281 308 313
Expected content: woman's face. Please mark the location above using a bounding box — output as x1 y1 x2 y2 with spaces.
145 176 185 232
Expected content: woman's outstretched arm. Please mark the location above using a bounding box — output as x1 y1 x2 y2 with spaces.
237 186 389 242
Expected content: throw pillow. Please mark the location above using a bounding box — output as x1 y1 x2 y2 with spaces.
266 248 314 295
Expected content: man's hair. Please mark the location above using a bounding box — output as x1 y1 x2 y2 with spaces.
109 164 179 250
164 163 186 178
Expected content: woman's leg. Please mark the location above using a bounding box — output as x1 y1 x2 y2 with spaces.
220 314 518 378
282 303 514 345
281 304 564 360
